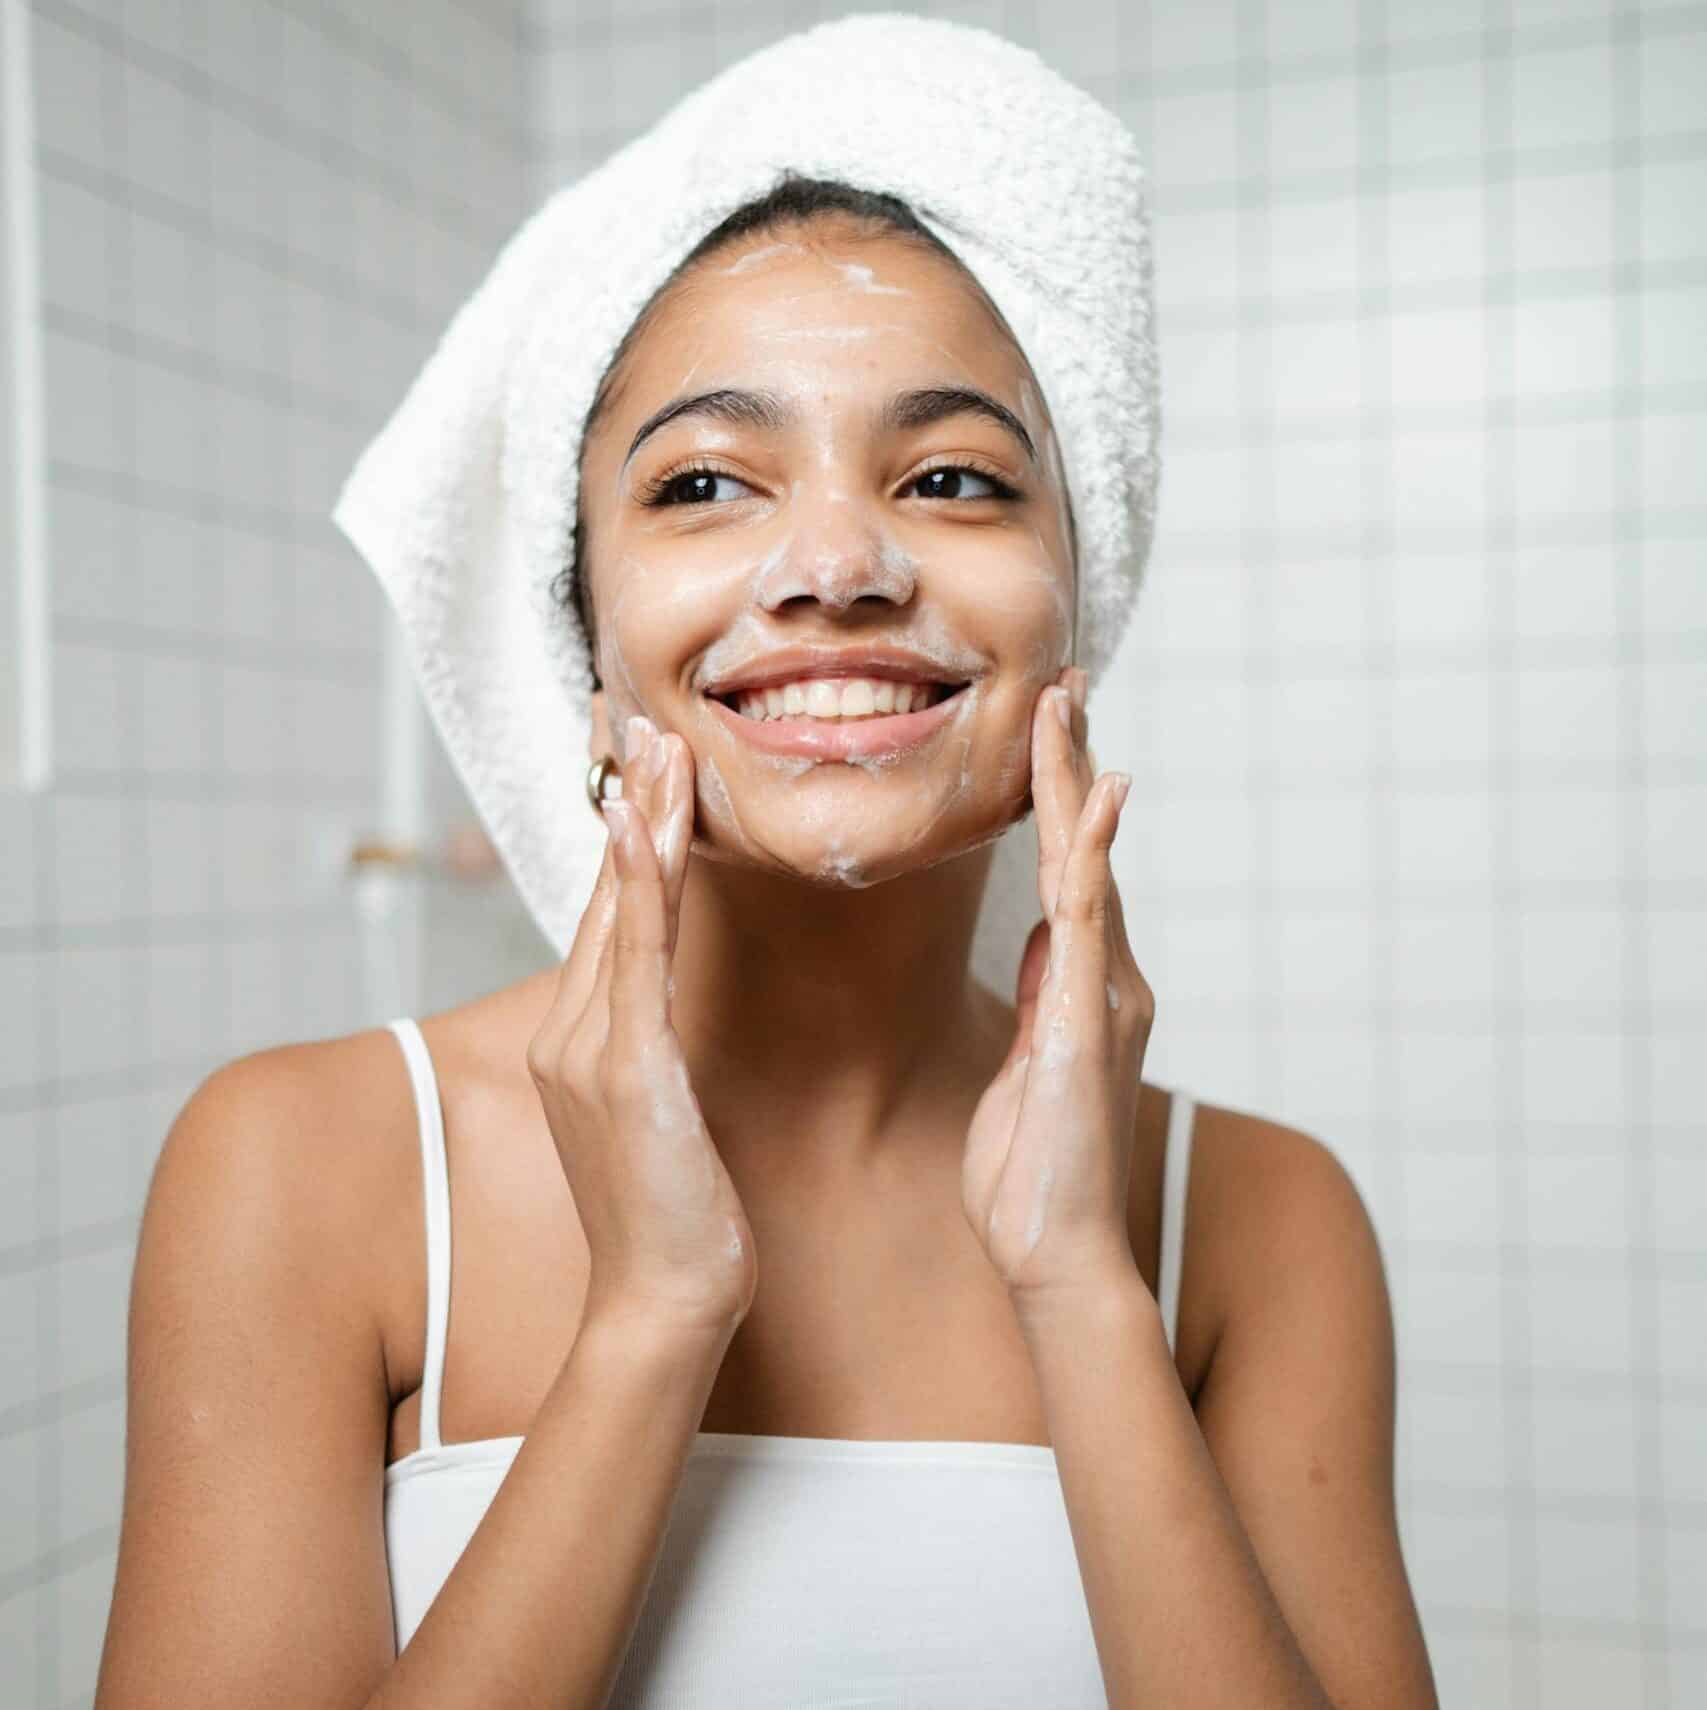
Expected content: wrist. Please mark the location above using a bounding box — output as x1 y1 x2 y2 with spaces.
576 1294 743 1368
1009 1255 1159 1342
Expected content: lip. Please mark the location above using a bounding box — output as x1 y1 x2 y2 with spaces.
699 644 979 698
706 682 972 759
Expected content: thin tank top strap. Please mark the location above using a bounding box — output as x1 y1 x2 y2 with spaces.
386 1018 451 1453
1156 1089 1195 1356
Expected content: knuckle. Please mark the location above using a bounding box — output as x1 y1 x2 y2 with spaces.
563 1031 601 1094
524 1031 561 1087
1063 884 1106 928
596 1043 640 1107
613 917 660 959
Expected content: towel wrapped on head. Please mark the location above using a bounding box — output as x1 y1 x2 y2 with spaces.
332 10 1161 986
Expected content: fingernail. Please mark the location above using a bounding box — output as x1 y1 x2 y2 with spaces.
1112 773 1132 811
1069 668 1088 712
623 715 647 760
1053 686 1072 729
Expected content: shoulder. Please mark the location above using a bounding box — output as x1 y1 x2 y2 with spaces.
138 1028 423 1367
1182 1108 1437 1708
106 1033 417 1701
1183 1101 1385 1376
1201 1103 1376 1266
152 1027 418 1225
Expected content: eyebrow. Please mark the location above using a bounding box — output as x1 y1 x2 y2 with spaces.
621 384 1038 473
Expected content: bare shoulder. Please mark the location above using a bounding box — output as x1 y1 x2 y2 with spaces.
153 1026 420 1240
1196 1101 1375 1261
1181 1106 1436 1709
140 1027 424 1391
100 1029 426 1703
1180 1100 1383 1382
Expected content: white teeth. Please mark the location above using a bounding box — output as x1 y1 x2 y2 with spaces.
727 675 951 722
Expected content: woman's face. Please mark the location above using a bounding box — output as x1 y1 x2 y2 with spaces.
578 223 1077 889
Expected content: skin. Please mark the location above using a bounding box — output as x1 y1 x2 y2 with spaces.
93 221 1436 1710
572 221 1086 1182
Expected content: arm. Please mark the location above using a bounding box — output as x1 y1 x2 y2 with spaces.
94 1044 735 1710
1012 1125 1439 1710
373 1305 731 1710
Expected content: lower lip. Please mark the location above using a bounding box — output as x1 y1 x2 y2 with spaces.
706 688 970 759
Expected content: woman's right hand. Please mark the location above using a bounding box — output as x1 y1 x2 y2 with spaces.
526 715 757 1341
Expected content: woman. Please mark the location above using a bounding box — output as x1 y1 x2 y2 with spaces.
96 20 1437 1710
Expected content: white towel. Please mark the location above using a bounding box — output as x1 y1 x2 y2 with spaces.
332 11 1160 983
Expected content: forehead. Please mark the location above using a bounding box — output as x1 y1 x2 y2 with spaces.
617 228 1033 406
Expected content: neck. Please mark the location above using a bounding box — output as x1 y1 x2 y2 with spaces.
667 841 1006 1172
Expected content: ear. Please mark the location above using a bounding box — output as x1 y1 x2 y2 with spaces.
588 688 612 761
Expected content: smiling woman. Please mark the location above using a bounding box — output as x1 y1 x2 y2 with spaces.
557 175 1081 891
93 16 1437 1710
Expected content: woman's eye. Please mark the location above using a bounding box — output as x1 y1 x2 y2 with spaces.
645 468 752 506
909 466 1017 502
642 462 1018 507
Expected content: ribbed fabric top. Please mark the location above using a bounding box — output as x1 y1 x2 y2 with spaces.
380 1017 1195 1701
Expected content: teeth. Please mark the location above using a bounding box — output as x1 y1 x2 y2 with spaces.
727 675 951 722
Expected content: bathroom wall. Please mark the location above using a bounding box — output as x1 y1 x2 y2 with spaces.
536 3 1707 1706
0 2 528 1702
5 1 1699 1705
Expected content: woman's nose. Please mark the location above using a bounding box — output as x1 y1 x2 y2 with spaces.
753 489 918 612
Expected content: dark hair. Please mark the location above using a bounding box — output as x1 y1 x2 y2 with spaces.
550 172 1069 690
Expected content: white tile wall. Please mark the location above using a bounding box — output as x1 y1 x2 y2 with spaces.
6 0 1699 1704
542 0 1703 1703
2 1 528 1703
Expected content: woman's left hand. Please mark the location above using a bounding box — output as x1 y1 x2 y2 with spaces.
961 667 1156 1316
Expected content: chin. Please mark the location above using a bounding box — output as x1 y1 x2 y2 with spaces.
692 786 1031 891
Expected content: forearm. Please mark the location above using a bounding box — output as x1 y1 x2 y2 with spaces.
1016 1273 1334 1710
368 1305 734 1710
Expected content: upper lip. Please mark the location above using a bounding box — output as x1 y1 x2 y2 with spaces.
701 646 978 699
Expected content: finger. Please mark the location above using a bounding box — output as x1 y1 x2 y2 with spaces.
564 717 661 1047
1105 852 1135 973
1035 682 1089 919
1006 918 1050 1074
1056 771 1129 928
604 795 671 1058
533 779 624 1059
582 716 663 1039
657 735 694 960
1067 666 1094 796
1029 774 1129 1075
624 714 669 868
1031 684 1072 917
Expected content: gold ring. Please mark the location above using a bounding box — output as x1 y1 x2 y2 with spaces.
585 754 621 813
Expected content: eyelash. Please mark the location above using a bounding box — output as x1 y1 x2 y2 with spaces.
635 457 1023 508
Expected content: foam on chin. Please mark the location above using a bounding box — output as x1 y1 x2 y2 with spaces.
685 670 1042 893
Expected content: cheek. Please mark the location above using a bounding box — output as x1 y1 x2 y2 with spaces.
592 548 749 749
959 543 1072 815
978 537 1073 687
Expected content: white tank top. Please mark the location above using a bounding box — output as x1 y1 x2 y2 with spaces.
381 1016 1196 1701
